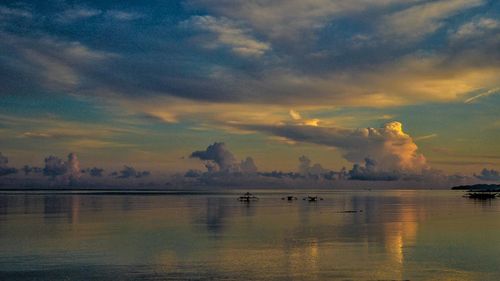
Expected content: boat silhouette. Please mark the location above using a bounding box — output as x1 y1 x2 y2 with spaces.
238 192 259 202
303 196 323 202
465 190 499 199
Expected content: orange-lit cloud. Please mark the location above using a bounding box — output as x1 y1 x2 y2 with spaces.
238 118 427 172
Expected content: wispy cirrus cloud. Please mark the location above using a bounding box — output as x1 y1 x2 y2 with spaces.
415 134 438 141
56 7 101 22
380 0 485 41
56 7 144 23
0 33 117 91
0 5 32 19
450 17 499 41
105 10 143 21
464 88 500 103
183 15 271 57
186 0 421 40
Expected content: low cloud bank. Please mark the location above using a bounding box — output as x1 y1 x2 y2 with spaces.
43 153 81 184
1 152 154 187
298 155 327 176
183 139 485 187
22 165 43 175
474 168 500 181
82 167 104 177
0 145 496 189
0 153 17 176
240 157 258 173
190 142 258 174
349 158 401 181
112 166 151 179
260 156 346 181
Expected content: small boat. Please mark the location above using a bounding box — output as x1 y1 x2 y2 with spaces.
282 195 298 201
340 210 363 213
465 190 499 199
303 196 323 202
238 192 259 202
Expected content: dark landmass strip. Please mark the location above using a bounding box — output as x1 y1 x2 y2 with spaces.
0 188 233 196
451 184 500 191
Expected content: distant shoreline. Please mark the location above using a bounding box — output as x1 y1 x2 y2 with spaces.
451 184 500 190
0 190 219 195
0 188 230 195
0 187 458 195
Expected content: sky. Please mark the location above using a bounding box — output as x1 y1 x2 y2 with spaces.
0 0 499 181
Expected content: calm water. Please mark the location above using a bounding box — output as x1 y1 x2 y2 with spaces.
0 189 499 281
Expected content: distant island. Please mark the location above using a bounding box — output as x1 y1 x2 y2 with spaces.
451 184 500 191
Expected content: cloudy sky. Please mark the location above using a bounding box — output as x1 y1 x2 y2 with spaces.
0 0 499 174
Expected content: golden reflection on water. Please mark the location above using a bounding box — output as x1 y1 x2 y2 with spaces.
382 205 418 280
0 190 499 280
70 195 80 225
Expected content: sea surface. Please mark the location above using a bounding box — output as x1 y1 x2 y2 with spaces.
0 189 499 281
